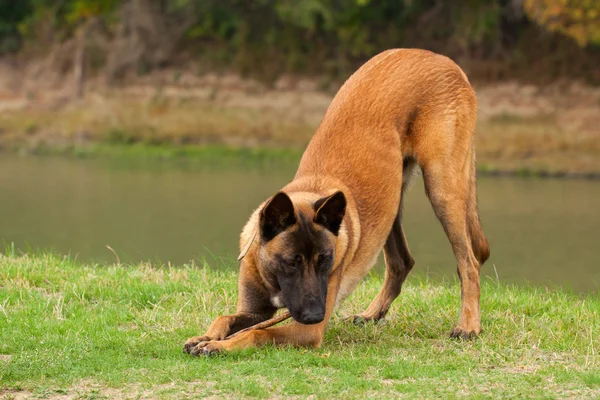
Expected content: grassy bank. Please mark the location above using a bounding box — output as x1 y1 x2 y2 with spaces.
6 141 600 180
11 142 304 170
2 82 600 177
1 253 599 398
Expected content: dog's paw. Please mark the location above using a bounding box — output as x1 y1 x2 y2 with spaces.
189 340 225 356
450 326 481 340
183 336 212 354
344 314 385 325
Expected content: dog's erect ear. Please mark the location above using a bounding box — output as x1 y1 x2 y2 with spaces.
260 192 297 242
314 191 346 235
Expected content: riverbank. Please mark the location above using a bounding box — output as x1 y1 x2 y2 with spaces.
7 142 600 180
1 69 599 177
1 252 599 398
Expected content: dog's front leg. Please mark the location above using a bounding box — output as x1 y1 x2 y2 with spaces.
183 311 273 353
189 269 342 355
183 263 276 353
189 320 325 355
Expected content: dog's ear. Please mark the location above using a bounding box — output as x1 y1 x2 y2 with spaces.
260 192 296 242
314 191 346 235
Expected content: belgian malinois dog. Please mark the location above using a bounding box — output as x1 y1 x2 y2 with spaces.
184 49 490 355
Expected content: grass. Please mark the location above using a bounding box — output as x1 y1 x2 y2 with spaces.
0 95 317 149
476 117 600 176
1 252 599 399
15 142 303 170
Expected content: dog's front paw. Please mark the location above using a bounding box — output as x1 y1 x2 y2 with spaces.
183 336 212 354
189 340 225 356
345 313 385 325
450 326 481 340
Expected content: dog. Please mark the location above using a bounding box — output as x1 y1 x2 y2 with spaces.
183 48 490 355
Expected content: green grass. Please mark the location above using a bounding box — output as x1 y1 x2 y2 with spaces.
11 143 303 169
1 252 599 399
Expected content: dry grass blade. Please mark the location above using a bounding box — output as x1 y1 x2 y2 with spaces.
225 311 291 340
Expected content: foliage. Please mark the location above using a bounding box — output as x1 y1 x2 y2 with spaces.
0 1 31 54
178 0 507 78
0 0 598 82
2 0 117 51
524 0 600 46
63 0 118 24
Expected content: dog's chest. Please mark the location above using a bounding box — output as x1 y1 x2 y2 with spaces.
270 293 285 308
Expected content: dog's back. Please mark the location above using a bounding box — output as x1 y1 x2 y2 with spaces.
289 49 481 295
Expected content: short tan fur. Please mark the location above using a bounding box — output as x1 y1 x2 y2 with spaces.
184 49 490 355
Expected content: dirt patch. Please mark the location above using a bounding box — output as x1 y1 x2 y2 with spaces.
0 355 12 368
0 380 221 400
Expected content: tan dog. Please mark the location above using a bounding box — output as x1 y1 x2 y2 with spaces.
184 48 490 355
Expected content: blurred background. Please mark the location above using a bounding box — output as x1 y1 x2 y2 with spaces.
0 0 598 292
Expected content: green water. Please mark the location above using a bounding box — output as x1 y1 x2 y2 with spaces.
1 154 599 292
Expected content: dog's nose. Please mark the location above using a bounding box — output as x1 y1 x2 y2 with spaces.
299 310 325 325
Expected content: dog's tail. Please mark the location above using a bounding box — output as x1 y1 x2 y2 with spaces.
467 144 490 265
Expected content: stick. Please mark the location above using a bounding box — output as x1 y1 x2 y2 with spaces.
225 311 291 340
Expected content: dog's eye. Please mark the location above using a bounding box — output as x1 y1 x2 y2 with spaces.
281 254 302 274
317 253 332 268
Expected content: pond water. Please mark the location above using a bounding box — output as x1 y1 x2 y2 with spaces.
1 154 599 292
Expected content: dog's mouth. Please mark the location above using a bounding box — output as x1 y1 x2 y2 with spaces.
276 279 328 325
296 313 325 325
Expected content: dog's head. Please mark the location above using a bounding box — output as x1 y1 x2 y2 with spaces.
254 191 346 325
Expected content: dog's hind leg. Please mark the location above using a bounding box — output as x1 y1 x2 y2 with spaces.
418 99 488 339
349 160 417 323
422 157 483 339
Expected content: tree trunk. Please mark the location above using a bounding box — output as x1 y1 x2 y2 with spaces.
73 21 90 99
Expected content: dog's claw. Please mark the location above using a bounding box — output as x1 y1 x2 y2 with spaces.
183 342 196 354
450 327 480 340
183 336 211 354
188 340 225 356
345 314 385 325
189 342 206 356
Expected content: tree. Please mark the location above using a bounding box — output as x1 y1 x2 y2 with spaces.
524 0 600 46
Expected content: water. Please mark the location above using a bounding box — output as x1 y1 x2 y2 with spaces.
1 154 599 292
